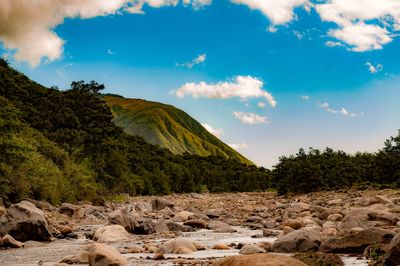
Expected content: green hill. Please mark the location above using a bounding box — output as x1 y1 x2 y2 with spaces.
104 96 253 165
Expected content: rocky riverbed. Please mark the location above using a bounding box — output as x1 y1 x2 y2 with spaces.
0 189 399 265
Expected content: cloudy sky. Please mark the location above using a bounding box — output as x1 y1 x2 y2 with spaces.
1 0 400 167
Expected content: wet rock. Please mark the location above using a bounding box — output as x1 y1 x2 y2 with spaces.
151 198 174 211
212 253 307 266
257 241 273 252
93 225 131 243
272 227 321 253
133 218 169 235
213 243 230 250
293 252 344 266
59 203 82 218
283 219 303 230
157 238 197 254
319 228 395 253
183 219 207 229
0 200 52 241
1 234 24 248
60 251 89 264
165 221 195 232
58 225 73 235
384 233 400 266
88 243 127 266
239 244 264 254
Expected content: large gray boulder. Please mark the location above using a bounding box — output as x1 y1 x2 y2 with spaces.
320 228 395 253
272 227 321 253
108 209 134 232
0 201 52 241
133 218 169 235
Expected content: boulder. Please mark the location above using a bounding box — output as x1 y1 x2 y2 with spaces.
151 198 174 211
321 228 338 241
172 211 194 222
319 228 395 253
88 243 127 266
1 234 24 248
0 201 52 241
272 227 321 253
206 211 219 219
157 238 197 254
283 219 303 230
60 251 89 264
207 221 230 230
153 253 165 260
59 203 82 218
108 209 134 232
212 254 307 266
183 219 207 229
166 221 195 232
293 252 344 266
135 202 152 212
93 225 131 243
132 218 169 235
239 244 265 254
384 233 400 266
213 243 230 250
327 214 343 222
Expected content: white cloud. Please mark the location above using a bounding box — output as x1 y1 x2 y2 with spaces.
0 0 207 66
267 25 278 33
233 111 269 125
183 0 212 10
293 30 304 40
301 95 310 100
365 61 383 74
316 0 400 52
229 142 249 150
257 101 267 108
317 101 361 117
230 0 309 25
201 123 223 137
175 75 277 107
176 53 206 68
325 41 344 48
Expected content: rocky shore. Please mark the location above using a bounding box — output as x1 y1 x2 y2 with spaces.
0 189 399 265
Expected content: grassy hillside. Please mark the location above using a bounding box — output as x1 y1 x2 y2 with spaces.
104 96 253 165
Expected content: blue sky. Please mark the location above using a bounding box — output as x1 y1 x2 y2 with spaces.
1 0 400 167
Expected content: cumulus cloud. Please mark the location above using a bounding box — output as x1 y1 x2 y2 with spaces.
316 0 400 52
201 123 223 137
257 101 267 108
325 41 344 48
183 0 212 10
230 0 309 25
233 111 269 124
317 102 361 117
0 0 207 66
176 54 206 68
366 61 383 74
175 75 277 107
229 142 249 150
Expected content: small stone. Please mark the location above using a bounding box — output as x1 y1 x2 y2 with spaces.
239 244 264 254
128 246 142 253
153 253 165 260
194 243 206 250
283 226 295 235
213 243 230 250
59 225 73 235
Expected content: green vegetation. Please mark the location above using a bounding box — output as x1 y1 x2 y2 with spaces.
0 58 398 204
104 96 252 165
0 59 267 204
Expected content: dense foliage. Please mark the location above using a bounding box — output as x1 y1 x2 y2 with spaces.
0 59 398 204
0 59 269 204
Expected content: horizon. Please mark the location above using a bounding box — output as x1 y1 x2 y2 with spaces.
1 0 400 167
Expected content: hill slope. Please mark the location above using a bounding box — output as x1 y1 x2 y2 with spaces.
104 96 253 165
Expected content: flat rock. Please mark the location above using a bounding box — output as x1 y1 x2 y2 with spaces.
272 227 321 253
157 238 197 254
93 225 131 243
212 253 307 266
88 243 127 266
239 244 265 254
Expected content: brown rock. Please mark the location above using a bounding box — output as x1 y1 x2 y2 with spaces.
2 234 24 248
157 238 197 254
272 227 321 253
93 225 131 243
59 225 73 235
153 253 165 260
293 252 344 266
0 201 52 241
60 203 82 218
213 243 230 250
283 226 295 235
151 198 174 211
257 242 273 252
239 244 264 254
88 243 127 266
183 219 207 229
319 228 395 253
60 251 89 264
384 233 400 265
128 246 142 253
212 253 307 266
283 219 303 230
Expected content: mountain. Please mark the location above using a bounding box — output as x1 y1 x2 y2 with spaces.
104 96 253 165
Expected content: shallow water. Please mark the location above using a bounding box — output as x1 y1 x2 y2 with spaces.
0 226 369 266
